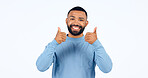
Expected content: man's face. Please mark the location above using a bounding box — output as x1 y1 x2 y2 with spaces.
66 10 88 36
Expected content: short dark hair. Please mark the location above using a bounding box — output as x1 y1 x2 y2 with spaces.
67 6 87 18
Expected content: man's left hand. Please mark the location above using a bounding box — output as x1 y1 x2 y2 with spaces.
85 27 97 44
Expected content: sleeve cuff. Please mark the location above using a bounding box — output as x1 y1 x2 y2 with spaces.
50 38 59 46
92 39 102 48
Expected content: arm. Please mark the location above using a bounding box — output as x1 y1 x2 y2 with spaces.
92 39 113 73
36 39 59 72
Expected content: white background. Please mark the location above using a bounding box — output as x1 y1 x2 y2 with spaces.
0 0 148 78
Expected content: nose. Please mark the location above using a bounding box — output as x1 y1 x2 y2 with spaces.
73 19 79 25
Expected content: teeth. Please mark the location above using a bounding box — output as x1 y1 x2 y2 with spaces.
73 26 79 29
74 27 78 29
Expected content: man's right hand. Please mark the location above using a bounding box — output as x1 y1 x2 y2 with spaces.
55 27 67 44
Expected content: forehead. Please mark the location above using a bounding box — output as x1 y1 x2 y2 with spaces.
68 10 87 18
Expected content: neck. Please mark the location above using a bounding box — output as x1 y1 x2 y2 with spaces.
68 32 83 38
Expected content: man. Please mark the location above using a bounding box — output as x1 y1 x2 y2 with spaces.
36 6 112 78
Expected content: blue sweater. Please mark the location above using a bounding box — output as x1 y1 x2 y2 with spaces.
36 34 112 78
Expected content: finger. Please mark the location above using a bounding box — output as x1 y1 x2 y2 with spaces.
59 32 66 35
85 38 89 41
61 36 66 40
85 34 89 38
86 35 94 40
61 38 65 42
58 39 62 44
59 34 67 38
61 32 66 35
94 27 97 34
61 37 66 42
62 38 66 42
85 35 92 40
85 35 91 40
86 39 91 42
58 27 61 33
86 32 92 34
85 37 88 41
59 34 66 39
85 38 91 42
86 32 92 35
85 36 90 40
85 34 92 37
59 37 65 42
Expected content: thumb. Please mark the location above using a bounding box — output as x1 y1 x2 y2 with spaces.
94 27 97 34
58 27 61 33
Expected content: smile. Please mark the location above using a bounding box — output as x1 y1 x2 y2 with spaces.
71 26 81 31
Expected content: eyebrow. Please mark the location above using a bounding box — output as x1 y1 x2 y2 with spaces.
69 16 85 19
79 17 84 19
70 16 75 18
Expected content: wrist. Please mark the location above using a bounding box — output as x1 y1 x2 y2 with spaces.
51 38 60 46
92 39 102 48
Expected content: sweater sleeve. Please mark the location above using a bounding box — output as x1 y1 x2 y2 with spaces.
92 39 113 73
36 39 59 72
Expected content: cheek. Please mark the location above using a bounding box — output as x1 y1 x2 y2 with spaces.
67 21 72 26
81 22 86 27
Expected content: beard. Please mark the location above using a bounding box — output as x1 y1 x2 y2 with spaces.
67 24 85 36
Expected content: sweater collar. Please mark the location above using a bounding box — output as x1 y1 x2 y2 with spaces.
66 34 84 41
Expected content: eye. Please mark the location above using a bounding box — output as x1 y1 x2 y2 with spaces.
79 19 84 21
70 18 75 20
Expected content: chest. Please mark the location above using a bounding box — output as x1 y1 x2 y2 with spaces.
55 41 95 68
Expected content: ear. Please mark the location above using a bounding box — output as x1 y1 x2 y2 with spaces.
85 20 88 27
66 18 68 24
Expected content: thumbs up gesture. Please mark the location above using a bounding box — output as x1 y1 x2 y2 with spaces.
85 27 97 44
55 27 67 44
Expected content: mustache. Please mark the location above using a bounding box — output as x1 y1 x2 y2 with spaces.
70 24 82 29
